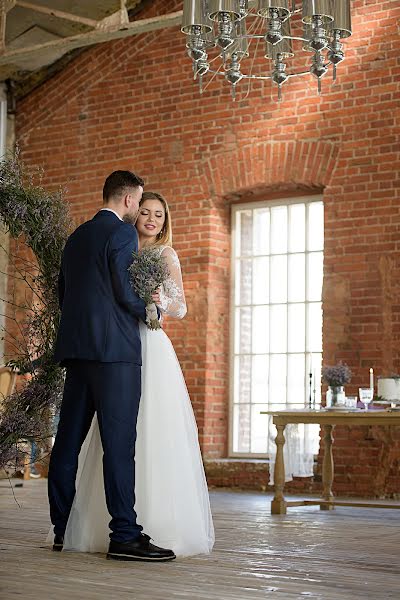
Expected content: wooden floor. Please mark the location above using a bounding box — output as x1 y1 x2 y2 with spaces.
1 480 400 599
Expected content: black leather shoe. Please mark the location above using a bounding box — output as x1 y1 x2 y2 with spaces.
107 533 176 562
53 534 64 552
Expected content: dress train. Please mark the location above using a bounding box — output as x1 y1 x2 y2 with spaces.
51 322 214 557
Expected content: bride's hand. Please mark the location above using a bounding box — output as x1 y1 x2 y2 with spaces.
151 287 161 305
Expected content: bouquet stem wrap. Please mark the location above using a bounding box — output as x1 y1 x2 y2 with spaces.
146 301 161 330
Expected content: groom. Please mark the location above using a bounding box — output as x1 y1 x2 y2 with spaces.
48 170 175 562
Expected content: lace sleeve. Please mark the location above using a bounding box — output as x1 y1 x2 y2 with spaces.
158 247 187 319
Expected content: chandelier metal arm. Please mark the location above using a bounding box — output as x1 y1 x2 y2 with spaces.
209 68 311 80
241 34 310 42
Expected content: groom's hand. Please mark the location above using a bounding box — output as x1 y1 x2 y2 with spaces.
109 224 146 322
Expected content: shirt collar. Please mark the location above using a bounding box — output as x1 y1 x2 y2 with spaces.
99 208 123 221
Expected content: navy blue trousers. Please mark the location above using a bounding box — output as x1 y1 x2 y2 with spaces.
48 361 142 543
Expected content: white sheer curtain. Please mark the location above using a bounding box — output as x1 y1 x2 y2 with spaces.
268 420 320 484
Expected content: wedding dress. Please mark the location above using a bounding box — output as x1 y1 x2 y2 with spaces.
53 246 215 557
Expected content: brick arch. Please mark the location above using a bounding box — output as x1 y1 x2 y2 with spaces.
203 139 340 201
198 139 339 458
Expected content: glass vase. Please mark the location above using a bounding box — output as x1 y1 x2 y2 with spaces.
326 385 346 408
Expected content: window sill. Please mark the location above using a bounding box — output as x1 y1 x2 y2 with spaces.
204 457 270 465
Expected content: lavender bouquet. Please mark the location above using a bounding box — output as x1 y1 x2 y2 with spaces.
322 363 352 387
128 247 170 330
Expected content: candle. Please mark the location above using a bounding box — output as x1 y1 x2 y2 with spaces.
370 368 374 392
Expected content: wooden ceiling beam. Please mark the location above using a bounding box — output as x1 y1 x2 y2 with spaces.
15 1 99 28
0 9 183 66
0 1 16 51
1 0 16 13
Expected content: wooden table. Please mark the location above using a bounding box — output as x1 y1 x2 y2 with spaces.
262 409 400 514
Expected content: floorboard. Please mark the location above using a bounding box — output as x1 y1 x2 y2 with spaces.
1 480 399 599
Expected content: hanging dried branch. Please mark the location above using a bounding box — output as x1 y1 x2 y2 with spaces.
0 150 72 469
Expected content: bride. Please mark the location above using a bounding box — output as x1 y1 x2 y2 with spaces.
58 191 215 557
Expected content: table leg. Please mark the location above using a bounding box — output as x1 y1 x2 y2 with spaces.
321 424 335 511
23 446 31 480
271 424 287 514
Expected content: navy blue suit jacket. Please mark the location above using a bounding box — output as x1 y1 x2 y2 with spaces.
54 210 146 365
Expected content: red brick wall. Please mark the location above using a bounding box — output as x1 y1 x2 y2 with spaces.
15 0 400 497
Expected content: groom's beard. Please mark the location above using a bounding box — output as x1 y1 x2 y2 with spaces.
123 210 138 226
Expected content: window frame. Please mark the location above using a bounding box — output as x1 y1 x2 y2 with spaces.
229 195 324 458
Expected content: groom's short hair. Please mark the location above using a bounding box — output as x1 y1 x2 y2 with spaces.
103 170 145 203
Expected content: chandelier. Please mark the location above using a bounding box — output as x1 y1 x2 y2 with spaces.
181 1 352 100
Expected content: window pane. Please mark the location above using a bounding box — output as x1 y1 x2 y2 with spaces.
287 354 306 405
250 404 268 453
269 354 287 406
252 306 269 354
289 204 305 252
232 199 323 456
307 252 323 301
270 255 287 303
233 404 251 453
252 355 269 404
234 355 251 404
270 206 287 254
253 257 269 304
236 259 252 305
238 210 253 256
235 307 252 354
288 304 305 352
270 305 287 353
253 208 270 256
308 202 324 251
288 253 305 302
307 302 322 352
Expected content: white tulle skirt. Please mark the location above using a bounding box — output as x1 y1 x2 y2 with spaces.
50 323 214 557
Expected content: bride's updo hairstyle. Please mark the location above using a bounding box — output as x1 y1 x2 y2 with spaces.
139 191 173 248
